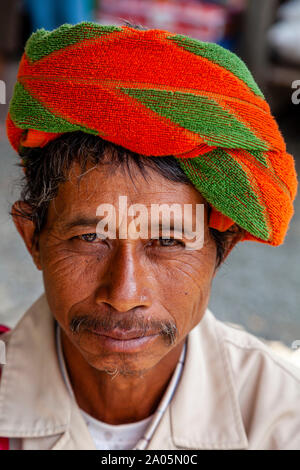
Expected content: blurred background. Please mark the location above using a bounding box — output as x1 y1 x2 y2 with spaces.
0 0 299 353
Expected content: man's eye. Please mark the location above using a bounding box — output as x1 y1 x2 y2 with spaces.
78 233 98 242
155 237 185 247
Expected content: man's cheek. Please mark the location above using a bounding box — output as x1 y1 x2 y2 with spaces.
163 264 212 333
42 253 102 307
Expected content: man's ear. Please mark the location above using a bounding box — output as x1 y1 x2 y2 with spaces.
11 201 42 270
222 225 245 264
212 225 245 277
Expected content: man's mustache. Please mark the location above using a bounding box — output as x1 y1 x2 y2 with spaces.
69 311 178 346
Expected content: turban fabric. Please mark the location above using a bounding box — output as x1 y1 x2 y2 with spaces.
6 22 298 246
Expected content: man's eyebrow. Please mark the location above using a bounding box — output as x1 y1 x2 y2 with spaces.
59 217 101 231
58 216 198 237
155 221 194 238
152 220 183 231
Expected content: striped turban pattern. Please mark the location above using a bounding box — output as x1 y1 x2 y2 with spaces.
6 22 298 245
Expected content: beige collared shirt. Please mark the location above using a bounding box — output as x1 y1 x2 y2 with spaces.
1 293 300 450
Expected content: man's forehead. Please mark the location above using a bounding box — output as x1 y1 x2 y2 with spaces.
48 171 205 230
49 163 206 222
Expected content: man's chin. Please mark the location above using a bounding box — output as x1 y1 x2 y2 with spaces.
81 348 160 378
98 363 154 378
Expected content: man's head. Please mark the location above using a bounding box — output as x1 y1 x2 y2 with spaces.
12 131 243 376
6 21 297 376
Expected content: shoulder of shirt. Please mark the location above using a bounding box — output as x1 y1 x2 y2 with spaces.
204 307 300 383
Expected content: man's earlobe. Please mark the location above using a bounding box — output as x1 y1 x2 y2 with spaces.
11 201 42 270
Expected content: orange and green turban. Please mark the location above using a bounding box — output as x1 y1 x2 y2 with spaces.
6 22 298 246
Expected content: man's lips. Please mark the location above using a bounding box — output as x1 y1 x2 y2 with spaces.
84 326 160 353
88 327 158 341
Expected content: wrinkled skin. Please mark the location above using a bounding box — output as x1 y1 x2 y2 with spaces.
13 155 241 424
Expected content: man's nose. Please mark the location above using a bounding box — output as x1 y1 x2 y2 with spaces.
95 242 153 312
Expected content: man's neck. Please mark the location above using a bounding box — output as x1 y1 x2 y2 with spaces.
60 329 185 425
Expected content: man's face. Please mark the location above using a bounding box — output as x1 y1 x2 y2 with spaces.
34 156 217 375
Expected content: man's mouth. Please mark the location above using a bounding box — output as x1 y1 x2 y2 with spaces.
86 326 159 352
90 327 157 341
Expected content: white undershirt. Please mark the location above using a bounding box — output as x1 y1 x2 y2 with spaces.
80 408 154 450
